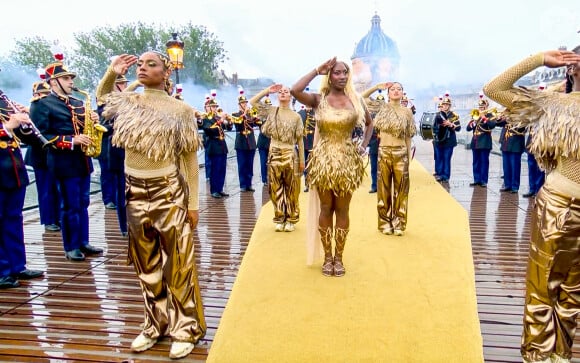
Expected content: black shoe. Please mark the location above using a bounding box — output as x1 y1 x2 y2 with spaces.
435 176 442 181
469 182 480 187
121 231 129 237
211 192 222 198
522 191 536 198
369 188 377 193
65 249 86 261
241 187 255 192
510 189 519 194
479 183 487 188
105 202 117 210
44 223 61 231
80 244 103 255
17 269 44 280
499 187 510 192
219 191 230 197
0 276 20 289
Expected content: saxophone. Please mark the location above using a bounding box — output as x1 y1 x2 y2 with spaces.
72 87 107 157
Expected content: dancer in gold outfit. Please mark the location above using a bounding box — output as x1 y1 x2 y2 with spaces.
250 84 304 232
291 57 373 277
484 47 580 363
362 82 416 236
97 52 206 360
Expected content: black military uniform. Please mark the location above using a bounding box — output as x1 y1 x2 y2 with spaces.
496 116 525 193
256 98 272 185
432 95 461 182
201 99 232 198
298 106 315 192
24 81 61 231
231 94 259 192
29 61 102 262
466 99 496 187
0 89 44 288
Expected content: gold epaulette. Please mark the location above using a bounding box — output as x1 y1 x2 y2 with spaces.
30 94 48 103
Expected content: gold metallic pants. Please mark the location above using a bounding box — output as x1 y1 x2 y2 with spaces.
521 180 580 362
377 145 410 232
125 171 206 343
268 146 300 224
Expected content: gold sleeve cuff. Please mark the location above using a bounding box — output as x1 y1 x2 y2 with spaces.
483 52 544 108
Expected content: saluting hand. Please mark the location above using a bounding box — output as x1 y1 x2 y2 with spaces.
316 57 337 76
111 54 139 75
268 83 283 94
543 50 580 68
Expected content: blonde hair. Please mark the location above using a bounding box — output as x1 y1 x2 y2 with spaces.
318 61 366 124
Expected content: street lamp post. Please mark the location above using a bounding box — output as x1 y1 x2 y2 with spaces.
165 32 184 84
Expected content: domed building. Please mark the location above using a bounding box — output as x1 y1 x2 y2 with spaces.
351 13 400 92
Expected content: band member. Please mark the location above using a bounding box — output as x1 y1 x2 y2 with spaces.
484 46 580 363
256 97 272 186
496 113 525 193
201 99 232 198
365 82 416 236
361 88 385 194
251 84 304 232
98 52 206 359
432 93 461 182
96 74 129 236
0 88 44 289
30 57 103 262
24 79 61 232
523 126 545 198
298 104 315 192
198 96 212 181
466 96 496 187
231 90 259 192
401 93 416 114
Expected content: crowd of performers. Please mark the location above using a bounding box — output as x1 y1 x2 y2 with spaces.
1 45 579 362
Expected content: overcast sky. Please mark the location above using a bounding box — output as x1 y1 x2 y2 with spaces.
1 0 579 98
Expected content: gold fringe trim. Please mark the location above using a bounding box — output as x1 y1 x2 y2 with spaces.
503 88 580 171
374 103 417 139
261 107 303 144
102 90 200 161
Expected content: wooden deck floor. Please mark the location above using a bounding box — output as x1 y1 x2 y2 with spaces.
1 138 579 362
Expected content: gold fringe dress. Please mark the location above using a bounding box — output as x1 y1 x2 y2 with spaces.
307 95 365 196
484 53 580 362
98 68 206 345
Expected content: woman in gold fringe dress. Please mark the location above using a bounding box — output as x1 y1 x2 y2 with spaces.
362 82 416 236
250 84 304 232
484 47 580 363
97 52 206 360
291 57 373 277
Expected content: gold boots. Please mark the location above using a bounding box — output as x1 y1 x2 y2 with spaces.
319 226 334 277
334 227 348 277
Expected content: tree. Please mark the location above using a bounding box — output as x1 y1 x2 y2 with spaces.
73 22 227 90
1 22 228 93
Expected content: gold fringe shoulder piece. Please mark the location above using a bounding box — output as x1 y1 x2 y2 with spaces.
364 98 383 115
262 107 303 144
373 103 416 139
504 87 580 171
253 101 271 120
103 91 200 162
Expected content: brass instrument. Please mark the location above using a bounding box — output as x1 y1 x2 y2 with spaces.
72 87 107 157
469 109 480 120
0 90 53 148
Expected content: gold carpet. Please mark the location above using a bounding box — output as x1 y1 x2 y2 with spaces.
206 160 483 363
